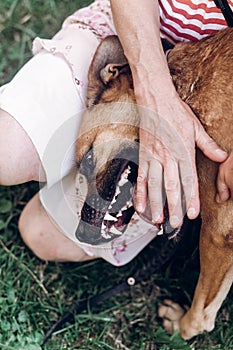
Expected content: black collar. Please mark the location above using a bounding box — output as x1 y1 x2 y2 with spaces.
214 0 233 27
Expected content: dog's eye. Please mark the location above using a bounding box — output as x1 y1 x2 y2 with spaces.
79 149 95 178
85 154 93 167
82 149 94 170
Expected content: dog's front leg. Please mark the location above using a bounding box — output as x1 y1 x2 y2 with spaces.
180 221 233 339
159 219 233 339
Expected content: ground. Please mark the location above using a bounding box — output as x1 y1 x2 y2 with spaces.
1 1 233 349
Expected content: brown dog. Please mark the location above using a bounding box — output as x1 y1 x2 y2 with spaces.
75 28 233 339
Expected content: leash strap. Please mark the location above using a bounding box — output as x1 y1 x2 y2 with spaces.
41 232 181 347
41 282 129 347
214 0 233 27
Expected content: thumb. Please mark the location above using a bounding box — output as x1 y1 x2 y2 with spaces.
216 164 230 203
216 170 230 203
195 123 228 162
216 153 233 203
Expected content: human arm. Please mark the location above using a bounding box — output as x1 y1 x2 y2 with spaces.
110 0 228 226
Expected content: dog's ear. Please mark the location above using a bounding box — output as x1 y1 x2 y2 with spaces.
99 62 129 84
87 35 129 107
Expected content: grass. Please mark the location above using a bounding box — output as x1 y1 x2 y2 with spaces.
1 1 233 349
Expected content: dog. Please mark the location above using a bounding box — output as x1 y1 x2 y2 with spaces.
75 28 233 339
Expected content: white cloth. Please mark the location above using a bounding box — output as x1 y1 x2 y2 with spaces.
0 28 158 266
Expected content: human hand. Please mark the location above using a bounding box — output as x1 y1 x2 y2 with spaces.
135 92 228 228
216 152 233 203
109 0 227 228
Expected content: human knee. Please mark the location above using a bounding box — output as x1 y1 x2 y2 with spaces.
18 215 92 262
18 199 91 262
18 213 51 260
18 209 57 261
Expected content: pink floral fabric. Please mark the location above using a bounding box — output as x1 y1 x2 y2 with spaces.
32 0 116 103
61 0 115 39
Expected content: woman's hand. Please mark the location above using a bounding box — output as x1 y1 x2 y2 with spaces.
110 0 227 227
135 87 227 227
216 152 233 203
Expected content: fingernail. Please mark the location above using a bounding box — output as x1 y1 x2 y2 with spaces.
137 204 144 213
170 215 180 227
216 149 228 157
152 213 162 224
187 207 196 218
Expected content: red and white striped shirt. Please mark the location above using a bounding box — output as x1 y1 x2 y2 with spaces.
159 0 233 43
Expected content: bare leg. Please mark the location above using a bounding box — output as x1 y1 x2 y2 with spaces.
0 109 46 184
19 192 95 262
0 109 91 262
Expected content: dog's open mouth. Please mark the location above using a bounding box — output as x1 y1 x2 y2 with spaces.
100 163 135 240
76 151 181 245
75 157 138 245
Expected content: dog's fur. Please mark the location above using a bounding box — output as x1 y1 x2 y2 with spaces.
75 28 233 339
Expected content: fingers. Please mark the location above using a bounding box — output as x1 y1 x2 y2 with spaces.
216 173 230 203
136 149 192 228
148 158 164 223
216 153 233 203
135 153 148 214
137 157 193 228
195 121 228 162
136 134 165 224
136 109 209 226
179 162 200 220
163 158 183 227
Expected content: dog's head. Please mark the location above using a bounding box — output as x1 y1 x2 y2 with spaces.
75 36 140 245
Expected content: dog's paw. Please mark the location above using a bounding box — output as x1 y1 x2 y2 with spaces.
158 299 187 334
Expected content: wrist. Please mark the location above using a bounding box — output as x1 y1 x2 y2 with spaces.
131 63 177 105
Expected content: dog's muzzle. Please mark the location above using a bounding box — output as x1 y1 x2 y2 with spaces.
75 148 139 245
75 146 182 245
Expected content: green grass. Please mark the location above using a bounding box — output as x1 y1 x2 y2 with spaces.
1 1 233 349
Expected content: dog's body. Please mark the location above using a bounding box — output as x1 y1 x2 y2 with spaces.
75 28 233 339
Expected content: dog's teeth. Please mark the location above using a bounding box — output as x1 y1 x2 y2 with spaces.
157 227 164 235
119 177 128 187
122 201 133 211
115 186 121 196
116 210 123 217
101 223 106 230
118 166 131 187
109 187 120 208
109 226 122 235
104 212 117 221
126 200 133 208
119 174 129 186
101 231 111 239
111 197 117 205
